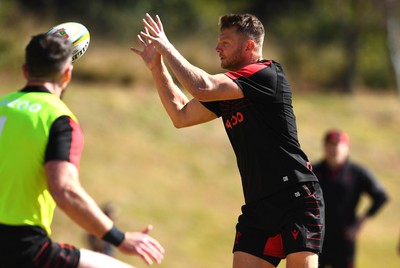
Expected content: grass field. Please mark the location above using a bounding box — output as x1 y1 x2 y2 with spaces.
1 73 399 267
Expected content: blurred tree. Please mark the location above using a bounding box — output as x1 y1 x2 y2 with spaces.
338 0 361 94
256 0 393 93
375 0 400 96
7 0 398 92
15 0 244 39
247 0 313 23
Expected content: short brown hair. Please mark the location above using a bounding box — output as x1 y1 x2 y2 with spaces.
25 33 72 80
219 14 264 51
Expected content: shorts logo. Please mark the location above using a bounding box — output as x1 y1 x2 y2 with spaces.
291 229 299 240
234 231 242 244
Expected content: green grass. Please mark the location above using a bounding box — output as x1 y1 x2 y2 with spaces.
2 78 399 267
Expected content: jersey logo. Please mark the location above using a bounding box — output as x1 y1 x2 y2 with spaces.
291 229 299 240
225 112 244 129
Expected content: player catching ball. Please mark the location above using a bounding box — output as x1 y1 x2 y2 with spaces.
131 13 325 268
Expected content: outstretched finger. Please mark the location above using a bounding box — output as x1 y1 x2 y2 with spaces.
141 225 165 254
142 18 157 36
139 30 157 44
138 242 164 265
149 237 165 255
155 15 164 32
129 35 145 54
130 47 140 54
136 34 146 47
141 224 153 234
145 13 161 33
136 246 154 265
144 27 152 43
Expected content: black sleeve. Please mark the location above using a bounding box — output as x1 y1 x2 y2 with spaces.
359 165 389 217
200 101 221 117
45 116 84 167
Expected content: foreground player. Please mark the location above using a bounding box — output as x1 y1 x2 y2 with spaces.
0 33 164 268
132 13 324 267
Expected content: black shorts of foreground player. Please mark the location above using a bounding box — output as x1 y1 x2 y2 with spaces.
131 13 324 268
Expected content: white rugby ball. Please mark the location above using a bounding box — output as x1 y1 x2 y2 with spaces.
47 22 90 63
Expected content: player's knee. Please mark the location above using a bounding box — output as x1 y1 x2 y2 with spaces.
286 251 318 268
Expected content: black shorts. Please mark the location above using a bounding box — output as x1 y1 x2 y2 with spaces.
0 224 80 268
233 182 325 266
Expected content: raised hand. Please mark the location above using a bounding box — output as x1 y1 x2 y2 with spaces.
117 225 165 265
130 27 162 71
139 13 172 55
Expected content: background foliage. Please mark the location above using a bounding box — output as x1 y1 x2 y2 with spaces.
2 0 400 93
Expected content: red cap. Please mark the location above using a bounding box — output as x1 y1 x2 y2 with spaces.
324 129 349 145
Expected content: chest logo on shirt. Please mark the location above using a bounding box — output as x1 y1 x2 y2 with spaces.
225 112 244 129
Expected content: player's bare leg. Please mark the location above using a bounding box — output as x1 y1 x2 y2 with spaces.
78 249 134 268
286 251 318 268
233 251 275 268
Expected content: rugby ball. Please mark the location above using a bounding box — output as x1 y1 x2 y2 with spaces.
47 22 90 63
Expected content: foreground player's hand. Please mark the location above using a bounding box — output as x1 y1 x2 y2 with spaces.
131 28 162 71
139 13 172 55
117 225 165 265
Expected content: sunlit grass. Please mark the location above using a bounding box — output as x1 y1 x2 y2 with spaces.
22 84 400 268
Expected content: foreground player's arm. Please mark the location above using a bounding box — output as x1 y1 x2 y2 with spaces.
150 59 217 128
131 31 217 128
45 116 164 264
140 14 243 102
44 116 110 237
45 160 114 237
46 161 164 264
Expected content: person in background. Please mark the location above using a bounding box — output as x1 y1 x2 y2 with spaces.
132 13 325 268
313 129 389 268
0 33 164 268
87 203 119 256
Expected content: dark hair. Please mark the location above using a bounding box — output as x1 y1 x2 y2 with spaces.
25 33 72 80
219 14 264 50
